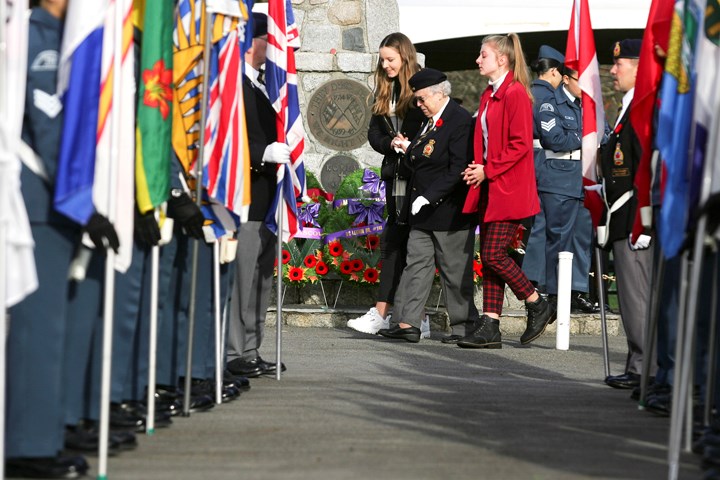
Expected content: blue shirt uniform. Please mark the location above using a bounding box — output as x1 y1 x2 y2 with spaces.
535 86 583 198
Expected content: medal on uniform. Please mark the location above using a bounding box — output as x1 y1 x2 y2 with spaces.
613 142 624 165
423 139 435 157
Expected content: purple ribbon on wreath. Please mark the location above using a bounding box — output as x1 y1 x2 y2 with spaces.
359 169 386 200
347 199 385 226
298 203 321 227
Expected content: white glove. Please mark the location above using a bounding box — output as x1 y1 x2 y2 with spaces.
262 142 291 164
629 234 652 251
411 196 430 215
584 184 603 193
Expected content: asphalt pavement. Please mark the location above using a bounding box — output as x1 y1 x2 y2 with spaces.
81 327 700 480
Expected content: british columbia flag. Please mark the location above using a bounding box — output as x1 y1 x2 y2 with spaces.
264 0 307 242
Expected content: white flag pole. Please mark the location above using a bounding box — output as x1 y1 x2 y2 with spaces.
213 240 222 404
145 241 160 435
275 181 283 381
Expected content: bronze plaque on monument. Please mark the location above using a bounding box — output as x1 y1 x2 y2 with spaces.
307 79 373 151
320 155 360 194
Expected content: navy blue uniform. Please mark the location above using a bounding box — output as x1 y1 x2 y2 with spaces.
522 79 558 288
525 85 592 295
7 8 80 458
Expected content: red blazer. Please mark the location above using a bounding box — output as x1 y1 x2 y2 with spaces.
462 72 539 222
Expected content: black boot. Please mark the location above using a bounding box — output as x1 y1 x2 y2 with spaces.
457 315 502 349
521 295 557 345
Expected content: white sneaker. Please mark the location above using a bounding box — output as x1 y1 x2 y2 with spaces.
347 307 388 335
420 314 431 339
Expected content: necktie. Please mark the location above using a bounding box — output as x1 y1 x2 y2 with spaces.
257 68 266 86
424 118 434 134
574 98 581 108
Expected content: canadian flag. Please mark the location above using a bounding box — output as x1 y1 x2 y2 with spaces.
565 0 605 226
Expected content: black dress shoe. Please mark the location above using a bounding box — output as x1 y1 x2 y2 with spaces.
457 316 502 349
571 292 598 313
521 296 557 345
65 424 119 454
378 324 421 343
441 335 464 344
257 357 287 376
645 392 671 416
224 370 251 391
605 372 641 389
111 401 172 432
6 455 89 479
227 358 264 378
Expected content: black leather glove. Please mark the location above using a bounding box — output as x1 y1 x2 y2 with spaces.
166 190 205 239
134 209 161 247
85 213 120 252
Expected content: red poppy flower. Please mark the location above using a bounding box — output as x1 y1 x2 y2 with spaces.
328 241 344 257
435 118 443 128
366 235 380 250
315 261 329 276
288 267 305 282
340 260 354 275
282 249 291 264
304 255 318 268
363 268 379 283
473 260 483 279
351 259 364 272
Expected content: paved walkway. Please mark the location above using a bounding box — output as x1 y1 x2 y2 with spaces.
81 327 699 480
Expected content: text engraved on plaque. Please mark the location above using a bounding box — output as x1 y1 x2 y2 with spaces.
308 79 373 151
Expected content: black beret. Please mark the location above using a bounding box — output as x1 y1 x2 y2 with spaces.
613 39 642 59
252 12 268 38
537 45 565 64
408 68 447 92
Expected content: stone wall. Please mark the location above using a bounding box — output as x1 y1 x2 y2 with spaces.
288 0 401 191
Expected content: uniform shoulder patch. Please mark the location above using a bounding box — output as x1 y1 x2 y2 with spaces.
539 103 555 113
31 50 59 72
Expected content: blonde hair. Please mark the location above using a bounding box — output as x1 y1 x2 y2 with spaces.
372 32 420 118
482 33 533 102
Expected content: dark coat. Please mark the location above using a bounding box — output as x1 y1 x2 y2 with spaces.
243 74 279 221
367 106 424 223
20 8 73 226
599 107 642 246
404 99 476 231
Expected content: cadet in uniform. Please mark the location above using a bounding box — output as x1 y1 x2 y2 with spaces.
531 62 594 310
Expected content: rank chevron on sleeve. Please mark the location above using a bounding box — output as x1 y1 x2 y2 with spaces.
540 118 556 132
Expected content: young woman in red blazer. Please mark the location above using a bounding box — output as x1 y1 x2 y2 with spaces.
458 33 556 348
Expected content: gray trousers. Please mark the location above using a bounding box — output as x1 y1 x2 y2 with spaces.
393 228 479 332
612 238 656 375
227 221 276 362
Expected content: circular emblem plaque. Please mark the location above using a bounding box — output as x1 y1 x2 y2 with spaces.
320 155 360 194
307 79 373 151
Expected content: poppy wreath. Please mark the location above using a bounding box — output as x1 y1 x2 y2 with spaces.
321 167 386 286
275 238 328 286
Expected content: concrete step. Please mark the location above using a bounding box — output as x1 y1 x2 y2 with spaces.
266 305 622 336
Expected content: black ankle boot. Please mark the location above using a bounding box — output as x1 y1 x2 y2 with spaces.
521 295 557 345
457 315 502 349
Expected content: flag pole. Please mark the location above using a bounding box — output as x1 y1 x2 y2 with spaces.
182 0 213 416
275 181 283 381
213 240 222 404
594 246 610 378
0 3 9 477
146 241 160 435
97 2 124 476
703 251 718 426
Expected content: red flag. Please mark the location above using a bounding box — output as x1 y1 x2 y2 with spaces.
565 0 605 227
629 0 674 242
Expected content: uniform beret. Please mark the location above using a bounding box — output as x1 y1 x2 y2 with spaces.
409 68 447 92
613 39 642 59
253 12 268 38
537 45 565 64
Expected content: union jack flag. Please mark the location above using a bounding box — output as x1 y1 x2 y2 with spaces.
265 0 307 242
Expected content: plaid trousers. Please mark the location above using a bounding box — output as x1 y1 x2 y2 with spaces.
480 220 536 314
